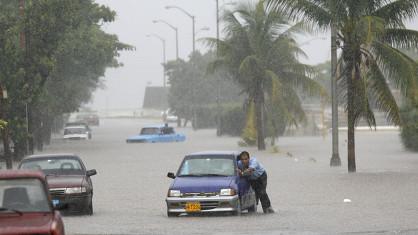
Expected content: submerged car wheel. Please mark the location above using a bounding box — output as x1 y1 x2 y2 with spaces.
86 198 93 215
232 202 241 216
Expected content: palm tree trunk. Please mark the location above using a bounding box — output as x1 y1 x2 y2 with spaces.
347 114 356 172
330 24 341 166
255 85 266 150
347 66 356 173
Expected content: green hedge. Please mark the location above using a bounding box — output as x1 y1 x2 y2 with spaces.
194 106 217 129
219 105 246 136
400 103 418 152
193 104 245 136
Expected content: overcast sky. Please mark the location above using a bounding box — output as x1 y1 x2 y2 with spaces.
90 0 418 111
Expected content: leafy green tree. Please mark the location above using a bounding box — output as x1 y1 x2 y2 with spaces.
208 1 325 150
268 0 418 172
0 0 131 159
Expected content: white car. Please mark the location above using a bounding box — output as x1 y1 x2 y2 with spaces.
63 126 90 140
162 109 178 123
161 109 178 123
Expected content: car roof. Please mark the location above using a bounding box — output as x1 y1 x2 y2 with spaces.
186 151 240 157
21 153 81 161
66 122 88 125
0 170 46 180
64 125 86 129
142 125 169 128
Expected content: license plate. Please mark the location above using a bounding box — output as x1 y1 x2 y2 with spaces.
52 199 60 206
185 202 201 212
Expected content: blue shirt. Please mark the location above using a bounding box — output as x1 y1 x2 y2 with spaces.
237 157 265 180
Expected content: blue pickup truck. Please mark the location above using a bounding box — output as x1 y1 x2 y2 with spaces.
126 125 186 143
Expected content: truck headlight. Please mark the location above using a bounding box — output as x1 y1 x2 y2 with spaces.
220 188 236 196
168 190 181 197
65 187 87 194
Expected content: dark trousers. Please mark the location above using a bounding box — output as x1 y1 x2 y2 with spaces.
249 172 271 211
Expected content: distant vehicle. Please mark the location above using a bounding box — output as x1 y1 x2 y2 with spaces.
126 125 186 143
18 154 97 215
76 113 100 126
63 125 91 140
65 122 92 138
166 151 257 217
162 109 178 123
0 170 65 235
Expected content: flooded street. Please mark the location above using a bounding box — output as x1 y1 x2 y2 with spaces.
39 118 418 235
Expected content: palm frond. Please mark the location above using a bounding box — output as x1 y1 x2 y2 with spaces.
266 0 333 30
366 60 402 125
382 28 418 49
373 0 418 27
372 41 418 97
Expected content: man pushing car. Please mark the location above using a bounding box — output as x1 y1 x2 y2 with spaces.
237 151 275 214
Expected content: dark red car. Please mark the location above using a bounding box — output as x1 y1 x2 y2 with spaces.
0 170 65 235
18 154 97 215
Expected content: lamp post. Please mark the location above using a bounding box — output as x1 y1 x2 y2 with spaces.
216 0 221 136
165 5 199 129
165 6 196 54
147 34 167 87
153 20 179 60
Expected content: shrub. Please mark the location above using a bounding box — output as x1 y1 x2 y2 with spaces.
400 103 418 152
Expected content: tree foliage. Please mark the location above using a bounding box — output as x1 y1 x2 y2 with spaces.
0 0 132 158
268 0 418 172
166 51 242 126
208 1 325 150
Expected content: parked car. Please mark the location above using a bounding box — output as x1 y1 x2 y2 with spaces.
18 154 97 215
126 125 186 143
166 151 257 217
63 125 91 140
0 170 65 235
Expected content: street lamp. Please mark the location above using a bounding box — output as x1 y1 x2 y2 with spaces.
147 34 167 87
153 20 179 60
165 5 196 54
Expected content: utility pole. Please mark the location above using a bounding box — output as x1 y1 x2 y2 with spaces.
216 0 221 136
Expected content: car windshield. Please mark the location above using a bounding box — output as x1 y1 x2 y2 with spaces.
0 178 50 213
64 127 86 135
140 128 160 135
20 158 85 176
178 157 235 176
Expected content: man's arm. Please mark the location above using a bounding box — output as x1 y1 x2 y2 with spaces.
239 168 254 176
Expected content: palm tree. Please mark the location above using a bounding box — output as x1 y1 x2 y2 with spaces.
268 0 418 172
208 1 325 150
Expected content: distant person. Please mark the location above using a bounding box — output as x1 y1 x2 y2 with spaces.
237 151 274 214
